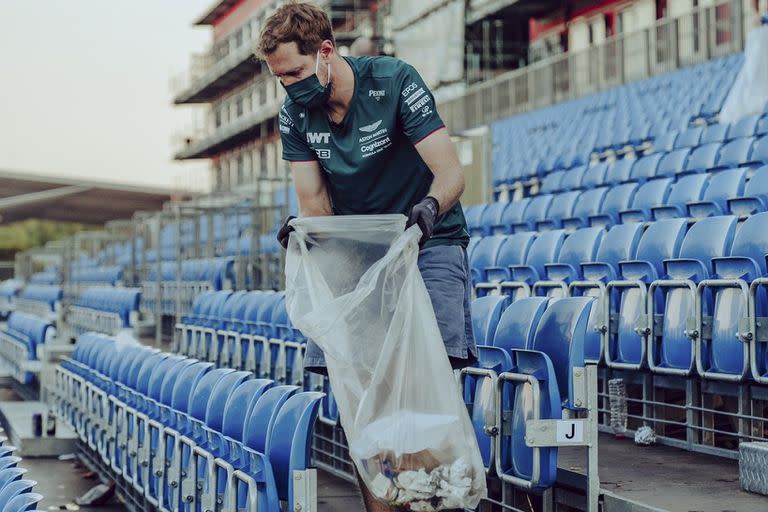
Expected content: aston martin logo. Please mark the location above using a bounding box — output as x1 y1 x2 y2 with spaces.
359 120 383 133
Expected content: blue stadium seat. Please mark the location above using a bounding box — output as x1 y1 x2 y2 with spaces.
648 216 737 376
604 158 636 185
514 194 554 233
467 298 547 471
482 233 537 289
694 212 768 382
653 148 691 178
652 173 711 219
505 230 566 298
620 178 673 223
700 122 729 145
727 114 760 139
477 202 510 236
717 137 755 169
651 131 678 153
687 169 747 218
728 165 768 216
536 227 604 298
540 171 565 194
470 236 509 287
562 187 609 230
492 198 530 234
674 126 704 148
628 153 664 182
471 296 511 346
577 223 645 362
536 191 581 230
758 116 768 136
684 142 722 173
588 182 638 227
464 204 488 236
560 165 587 190
606 219 688 369
582 162 608 188
751 135 768 166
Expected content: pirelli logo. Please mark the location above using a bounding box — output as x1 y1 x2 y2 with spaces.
409 95 431 112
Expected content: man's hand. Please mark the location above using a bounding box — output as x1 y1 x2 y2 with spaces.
406 196 439 247
277 215 296 250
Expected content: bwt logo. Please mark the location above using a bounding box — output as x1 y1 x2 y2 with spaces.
307 132 331 144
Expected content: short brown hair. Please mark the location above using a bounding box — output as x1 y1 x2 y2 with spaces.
257 2 335 58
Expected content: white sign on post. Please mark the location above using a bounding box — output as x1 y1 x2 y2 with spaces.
556 420 584 444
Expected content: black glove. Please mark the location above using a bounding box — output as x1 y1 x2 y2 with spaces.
277 215 296 250
406 196 440 247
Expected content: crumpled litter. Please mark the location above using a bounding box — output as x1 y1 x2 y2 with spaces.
634 426 656 446
371 457 474 511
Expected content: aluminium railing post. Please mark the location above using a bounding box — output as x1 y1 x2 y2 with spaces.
154 212 163 348
175 204 183 346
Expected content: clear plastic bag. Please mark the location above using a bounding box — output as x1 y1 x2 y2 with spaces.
285 215 486 511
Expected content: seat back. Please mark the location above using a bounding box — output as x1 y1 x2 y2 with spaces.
266 392 324 502
675 126 703 148
540 171 565 194
516 230 566 281
685 142 721 172
497 198 531 231
471 296 510 345
530 297 593 409
560 165 587 190
221 379 274 440
171 362 217 414
700 122 729 144
545 227 604 282
470 236 509 283
718 137 754 168
205 371 251 431
629 177 673 211
629 153 663 181
569 187 609 222
727 114 760 139
655 148 690 177
605 158 636 184
243 385 299 454
582 162 608 188
491 297 549 352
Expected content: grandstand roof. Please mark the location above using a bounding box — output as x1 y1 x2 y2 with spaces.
0 169 174 225
194 0 241 26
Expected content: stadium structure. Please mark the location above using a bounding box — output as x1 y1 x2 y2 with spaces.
0 0 767 510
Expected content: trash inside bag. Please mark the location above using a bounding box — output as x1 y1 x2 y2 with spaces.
285 215 486 510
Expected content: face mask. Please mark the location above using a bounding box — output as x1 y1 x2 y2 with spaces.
283 51 331 108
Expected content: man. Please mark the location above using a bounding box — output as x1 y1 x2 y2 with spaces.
258 3 476 511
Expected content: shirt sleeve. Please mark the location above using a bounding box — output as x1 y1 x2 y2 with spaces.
397 63 446 145
279 107 317 161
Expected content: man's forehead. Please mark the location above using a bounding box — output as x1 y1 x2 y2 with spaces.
265 42 306 72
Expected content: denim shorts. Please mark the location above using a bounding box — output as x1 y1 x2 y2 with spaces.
303 244 478 374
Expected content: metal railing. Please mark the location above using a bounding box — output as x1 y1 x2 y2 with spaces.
439 0 747 134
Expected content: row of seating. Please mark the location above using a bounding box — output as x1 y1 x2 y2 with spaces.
468 166 768 236
464 296 595 489
52 332 323 512
533 134 768 195
0 281 22 320
493 54 746 184
173 289 599 495
140 257 235 317
67 287 141 336
28 271 58 286
70 266 124 287
0 432 43 511
14 286 62 322
468 212 768 383
0 312 54 385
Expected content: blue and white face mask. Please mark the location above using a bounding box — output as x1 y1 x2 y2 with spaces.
283 51 332 108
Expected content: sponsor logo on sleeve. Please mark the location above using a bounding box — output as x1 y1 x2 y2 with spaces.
404 88 425 106
307 132 331 144
401 82 419 97
409 95 432 112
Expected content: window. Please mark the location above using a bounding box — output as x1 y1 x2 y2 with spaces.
236 96 244 117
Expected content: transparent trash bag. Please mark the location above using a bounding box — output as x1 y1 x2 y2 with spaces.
285 215 486 511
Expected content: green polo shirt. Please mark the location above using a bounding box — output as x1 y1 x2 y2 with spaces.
279 56 469 249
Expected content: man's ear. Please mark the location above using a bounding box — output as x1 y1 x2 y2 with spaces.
319 40 334 60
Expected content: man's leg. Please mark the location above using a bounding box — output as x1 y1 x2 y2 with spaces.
355 466 394 512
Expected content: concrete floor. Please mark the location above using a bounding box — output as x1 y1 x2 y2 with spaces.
559 434 768 512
